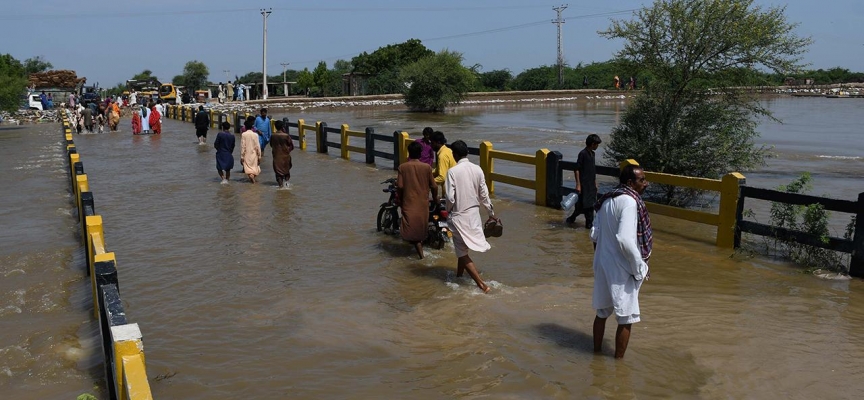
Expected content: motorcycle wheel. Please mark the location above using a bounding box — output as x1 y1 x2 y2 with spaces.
378 207 399 235
426 223 445 249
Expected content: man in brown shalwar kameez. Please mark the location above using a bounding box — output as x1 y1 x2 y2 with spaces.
271 120 295 188
397 141 438 259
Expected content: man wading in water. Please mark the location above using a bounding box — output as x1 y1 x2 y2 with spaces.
591 165 652 358
398 141 438 259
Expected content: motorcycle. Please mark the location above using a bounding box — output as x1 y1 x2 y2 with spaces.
425 198 451 250
376 177 450 249
377 178 400 234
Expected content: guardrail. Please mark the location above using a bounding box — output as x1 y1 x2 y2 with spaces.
544 153 745 248
62 114 153 400
734 186 864 275
162 109 864 270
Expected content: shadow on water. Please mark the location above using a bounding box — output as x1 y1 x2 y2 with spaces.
533 322 595 354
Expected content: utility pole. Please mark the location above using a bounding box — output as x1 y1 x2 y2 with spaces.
280 63 290 83
552 4 568 87
261 8 272 100
223 70 231 82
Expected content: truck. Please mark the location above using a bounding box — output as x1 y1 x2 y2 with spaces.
126 79 182 105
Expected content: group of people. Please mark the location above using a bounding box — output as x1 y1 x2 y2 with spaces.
215 81 247 103
613 75 638 90
65 97 121 134
403 129 654 358
208 108 293 187
396 127 497 294
130 100 163 135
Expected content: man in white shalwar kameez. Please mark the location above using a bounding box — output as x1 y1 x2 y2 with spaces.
445 140 496 293
590 165 652 358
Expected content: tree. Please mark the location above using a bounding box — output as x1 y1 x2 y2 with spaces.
477 69 513 92
0 54 27 112
23 56 53 75
131 69 158 82
400 49 475 112
351 39 434 94
600 0 811 204
312 61 331 95
296 68 314 96
177 60 209 91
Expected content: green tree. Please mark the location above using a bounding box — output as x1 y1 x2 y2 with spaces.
177 60 209 91
351 39 434 94
131 69 158 82
601 0 811 204
297 68 314 96
512 66 557 91
400 49 475 112
312 61 332 95
477 69 513 92
0 54 27 112
23 56 53 75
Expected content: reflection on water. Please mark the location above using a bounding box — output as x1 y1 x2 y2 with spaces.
3 97 863 399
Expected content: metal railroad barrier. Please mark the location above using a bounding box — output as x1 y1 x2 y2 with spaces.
61 113 154 400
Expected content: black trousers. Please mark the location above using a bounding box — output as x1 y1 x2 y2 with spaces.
567 207 595 228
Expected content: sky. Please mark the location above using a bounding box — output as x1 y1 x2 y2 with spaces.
2 0 862 87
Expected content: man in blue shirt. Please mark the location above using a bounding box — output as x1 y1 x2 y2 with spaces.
254 108 272 152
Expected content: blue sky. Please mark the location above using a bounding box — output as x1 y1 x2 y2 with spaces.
3 0 862 87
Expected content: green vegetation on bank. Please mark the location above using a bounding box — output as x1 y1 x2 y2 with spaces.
0 54 52 112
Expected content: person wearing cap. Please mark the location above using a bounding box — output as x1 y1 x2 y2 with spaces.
214 121 236 184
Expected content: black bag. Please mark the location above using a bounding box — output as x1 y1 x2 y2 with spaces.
483 216 503 238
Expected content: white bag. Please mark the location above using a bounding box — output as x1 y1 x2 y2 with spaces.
562 193 577 221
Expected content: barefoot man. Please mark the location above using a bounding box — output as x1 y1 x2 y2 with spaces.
398 141 438 259
240 118 261 183
591 164 652 358
445 140 496 293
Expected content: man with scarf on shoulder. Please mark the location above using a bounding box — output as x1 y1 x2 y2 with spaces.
590 164 652 359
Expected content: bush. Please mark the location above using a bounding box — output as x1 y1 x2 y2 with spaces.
400 50 475 112
746 173 852 274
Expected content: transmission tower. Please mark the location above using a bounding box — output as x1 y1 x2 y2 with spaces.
552 4 568 87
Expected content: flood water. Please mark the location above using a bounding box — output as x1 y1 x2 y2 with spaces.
2 97 863 399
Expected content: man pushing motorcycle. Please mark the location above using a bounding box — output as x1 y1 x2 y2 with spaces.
397 141 439 259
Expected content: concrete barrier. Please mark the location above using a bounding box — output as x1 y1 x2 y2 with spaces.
59 113 153 400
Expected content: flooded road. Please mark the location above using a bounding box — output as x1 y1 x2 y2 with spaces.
2 97 863 398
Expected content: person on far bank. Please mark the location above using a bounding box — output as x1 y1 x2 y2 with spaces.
591 164 652 359
567 134 601 228
446 140 496 294
194 106 210 145
398 141 438 259
214 122 236 184
430 131 455 191
240 118 262 183
254 108 272 152
270 120 294 188
415 127 435 167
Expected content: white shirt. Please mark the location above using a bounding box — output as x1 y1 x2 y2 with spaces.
590 195 648 316
445 158 494 252
155 104 164 116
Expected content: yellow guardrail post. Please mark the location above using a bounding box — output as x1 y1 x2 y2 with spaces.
341 124 350 160
76 174 89 226
210 109 217 128
270 118 277 134
84 215 103 317
315 121 325 153
111 323 153 400
399 132 410 165
535 149 550 205
297 119 307 150
480 141 494 193
717 172 746 248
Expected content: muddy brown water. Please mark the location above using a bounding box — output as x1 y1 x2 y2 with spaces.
2 97 863 399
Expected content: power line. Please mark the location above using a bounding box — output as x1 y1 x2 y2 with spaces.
0 5 548 21
282 9 636 67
